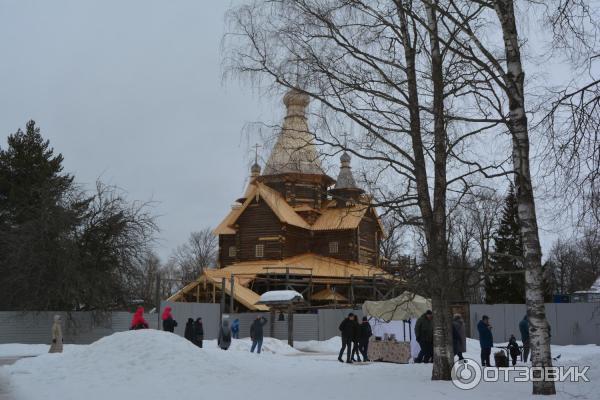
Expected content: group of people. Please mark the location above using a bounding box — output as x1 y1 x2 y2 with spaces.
129 307 268 354
184 317 205 347
415 310 467 363
217 316 264 353
477 314 536 367
337 313 373 363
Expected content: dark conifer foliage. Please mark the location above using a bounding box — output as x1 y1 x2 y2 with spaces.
0 121 157 311
485 186 525 304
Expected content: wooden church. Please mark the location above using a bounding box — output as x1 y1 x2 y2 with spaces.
169 89 394 311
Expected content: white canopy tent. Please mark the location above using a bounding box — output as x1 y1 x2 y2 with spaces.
362 292 432 359
362 291 431 322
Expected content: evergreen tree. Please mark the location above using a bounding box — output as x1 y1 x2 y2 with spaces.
0 121 157 311
485 185 526 303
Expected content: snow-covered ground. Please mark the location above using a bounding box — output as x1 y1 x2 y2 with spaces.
1 331 598 400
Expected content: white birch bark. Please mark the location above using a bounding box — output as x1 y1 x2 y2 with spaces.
493 0 556 394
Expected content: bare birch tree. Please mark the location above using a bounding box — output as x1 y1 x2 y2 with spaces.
225 0 508 380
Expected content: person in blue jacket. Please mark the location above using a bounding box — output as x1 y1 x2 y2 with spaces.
519 315 529 362
231 318 240 339
477 315 493 367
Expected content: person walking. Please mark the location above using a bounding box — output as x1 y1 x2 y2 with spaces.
161 306 178 333
351 316 362 362
452 314 466 361
129 306 149 330
218 319 232 350
48 315 63 353
250 316 268 354
193 317 204 348
477 315 493 367
415 310 433 363
231 318 240 339
358 316 372 362
519 315 530 362
184 318 195 342
338 313 355 363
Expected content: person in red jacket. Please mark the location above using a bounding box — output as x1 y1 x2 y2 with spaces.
130 306 149 330
162 306 178 332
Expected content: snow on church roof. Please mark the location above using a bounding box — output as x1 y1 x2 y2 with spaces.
258 290 304 304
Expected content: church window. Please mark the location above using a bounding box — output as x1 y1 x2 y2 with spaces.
228 246 236 258
329 241 339 254
255 244 264 258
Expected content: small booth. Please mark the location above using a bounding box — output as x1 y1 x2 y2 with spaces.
362 291 431 364
256 290 304 346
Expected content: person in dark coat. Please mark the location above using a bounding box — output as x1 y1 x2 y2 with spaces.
231 319 240 339
519 315 529 362
415 310 433 363
452 314 466 361
129 306 149 330
250 316 268 354
338 313 356 363
358 316 372 362
184 318 194 342
477 315 493 367
161 306 178 332
507 334 521 366
218 319 232 350
351 317 362 362
193 317 204 348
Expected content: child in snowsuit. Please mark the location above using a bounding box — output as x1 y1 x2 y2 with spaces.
507 334 521 366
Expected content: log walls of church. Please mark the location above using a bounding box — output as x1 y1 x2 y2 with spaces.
311 230 356 262
358 215 378 266
236 199 283 261
218 235 236 267
283 225 311 258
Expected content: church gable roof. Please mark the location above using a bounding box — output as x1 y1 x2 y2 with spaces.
212 182 311 235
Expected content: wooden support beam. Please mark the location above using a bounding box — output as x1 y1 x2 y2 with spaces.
230 275 235 313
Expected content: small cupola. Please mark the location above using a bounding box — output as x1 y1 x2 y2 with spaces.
329 151 364 205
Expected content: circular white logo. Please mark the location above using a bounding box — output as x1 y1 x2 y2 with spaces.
451 358 482 390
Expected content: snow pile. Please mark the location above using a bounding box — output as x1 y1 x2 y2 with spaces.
3 331 600 400
0 344 51 358
5 330 240 400
258 290 303 303
590 276 600 293
295 336 341 353
205 337 299 355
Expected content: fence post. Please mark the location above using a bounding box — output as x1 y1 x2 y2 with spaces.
155 273 161 330
220 277 226 322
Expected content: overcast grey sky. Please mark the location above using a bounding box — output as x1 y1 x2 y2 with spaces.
0 0 281 259
0 0 583 263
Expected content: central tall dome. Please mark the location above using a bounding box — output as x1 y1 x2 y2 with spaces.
263 89 327 176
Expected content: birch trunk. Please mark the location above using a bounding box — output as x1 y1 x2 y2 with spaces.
426 0 453 380
493 0 556 394
397 1 453 380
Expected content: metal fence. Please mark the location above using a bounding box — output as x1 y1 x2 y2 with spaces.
2 302 598 346
469 303 600 345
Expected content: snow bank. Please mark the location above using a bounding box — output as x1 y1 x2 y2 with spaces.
0 344 81 358
5 330 240 400
0 344 50 358
258 290 303 303
295 336 341 353
3 331 600 400
205 337 299 355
